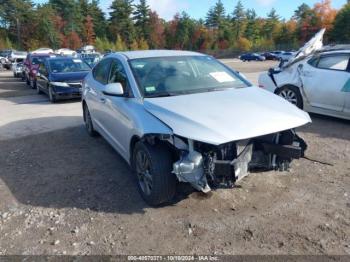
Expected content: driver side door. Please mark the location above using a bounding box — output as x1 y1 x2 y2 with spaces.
98 58 133 156
36 62 49 93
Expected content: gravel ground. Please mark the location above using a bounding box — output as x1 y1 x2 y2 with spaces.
0 62 349 256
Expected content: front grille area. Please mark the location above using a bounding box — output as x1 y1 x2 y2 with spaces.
67 82 82 88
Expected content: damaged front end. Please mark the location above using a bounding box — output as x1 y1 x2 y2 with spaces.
172 130 307 193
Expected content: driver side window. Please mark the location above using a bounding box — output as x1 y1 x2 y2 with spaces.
39 63 47 75
108 59 129 90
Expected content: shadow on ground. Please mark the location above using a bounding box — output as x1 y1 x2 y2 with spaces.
0 116 194 215
298 113 350 141
0 117 150 214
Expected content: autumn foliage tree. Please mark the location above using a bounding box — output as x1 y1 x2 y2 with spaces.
84 15 96 45
64 31 82 50
0 0 348 53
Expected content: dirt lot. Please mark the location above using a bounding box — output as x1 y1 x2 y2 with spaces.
0 62 349 256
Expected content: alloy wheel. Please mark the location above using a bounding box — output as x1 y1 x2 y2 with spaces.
135 150 153 196
279 89 298 105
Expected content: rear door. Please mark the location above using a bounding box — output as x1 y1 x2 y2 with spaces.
300 53 350 112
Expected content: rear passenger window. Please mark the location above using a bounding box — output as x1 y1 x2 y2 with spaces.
93 59 111 84
317 55 350 71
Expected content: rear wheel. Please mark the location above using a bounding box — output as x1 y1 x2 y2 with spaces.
133 142 176 206
277 86 303 109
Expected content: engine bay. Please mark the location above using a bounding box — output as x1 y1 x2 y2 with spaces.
171 130 307 192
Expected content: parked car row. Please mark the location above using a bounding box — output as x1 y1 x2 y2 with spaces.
239 51 296 62
10 50 92 102
0 49 28 69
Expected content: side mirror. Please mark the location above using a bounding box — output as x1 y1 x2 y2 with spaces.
103 83 124 97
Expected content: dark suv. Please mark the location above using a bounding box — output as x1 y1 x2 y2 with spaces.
24 53 54 88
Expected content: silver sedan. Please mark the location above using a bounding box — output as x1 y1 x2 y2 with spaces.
82 50 310 206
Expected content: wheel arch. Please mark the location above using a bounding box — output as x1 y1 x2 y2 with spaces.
275 84 304 109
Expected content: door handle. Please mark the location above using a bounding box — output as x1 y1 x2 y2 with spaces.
100 97 106 103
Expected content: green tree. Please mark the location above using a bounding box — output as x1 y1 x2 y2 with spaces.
232 0 246 40
263 8 280 40
331 3 350 43
0 0 36 49
35 4 60 49
109 0 135 47
88 0 107 39
133 0 151 41
244 9 260 44
49 0 84 34
293 3 319 42
205 0 226 28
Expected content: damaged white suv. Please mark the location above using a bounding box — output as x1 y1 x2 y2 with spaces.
82 50 311 206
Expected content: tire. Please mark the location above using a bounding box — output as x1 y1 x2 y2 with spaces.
48 86 56 103
26 75 30 86
133 141 176 206
36 84 43 94
83 104 98 137
277 85 303 109
30 78 36 89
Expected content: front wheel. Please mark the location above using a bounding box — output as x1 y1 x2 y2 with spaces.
29 77 36 89
36 84 43 94
133 142 176 206
26 75 30 86
48 87 56 103
277 86 303 109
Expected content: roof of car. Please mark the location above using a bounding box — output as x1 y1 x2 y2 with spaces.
318 49 350 56
30 53 53 57
47 56 77 60
113 50 206 60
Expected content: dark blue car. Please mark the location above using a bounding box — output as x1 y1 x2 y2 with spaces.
36 57 91 102
240 53 266 62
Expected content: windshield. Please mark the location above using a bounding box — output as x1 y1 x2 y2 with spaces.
32 57 48 65
130 56 248 98
49 58 91 73
0 50 11 57
82 57 99 66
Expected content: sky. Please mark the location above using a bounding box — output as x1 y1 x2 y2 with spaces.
34 0 348 21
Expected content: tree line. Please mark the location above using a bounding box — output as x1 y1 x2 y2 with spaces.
0 0 349 53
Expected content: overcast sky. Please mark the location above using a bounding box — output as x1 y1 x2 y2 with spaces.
34 0 348 20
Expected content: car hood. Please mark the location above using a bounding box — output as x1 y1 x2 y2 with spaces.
144 87 311 145
283 28 325 68
50 71 89 82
